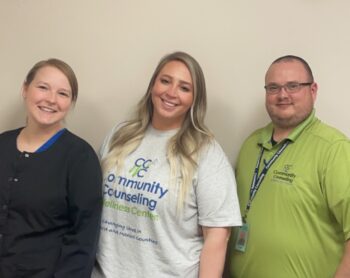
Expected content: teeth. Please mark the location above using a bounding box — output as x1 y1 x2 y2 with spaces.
163 100 176 107
39 106 55 112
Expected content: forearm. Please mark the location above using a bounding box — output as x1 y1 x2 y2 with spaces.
199 227 231 278
333 240 350 278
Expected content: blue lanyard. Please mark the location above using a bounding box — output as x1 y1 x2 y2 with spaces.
242 140 290 223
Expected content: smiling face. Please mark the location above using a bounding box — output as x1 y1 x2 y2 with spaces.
151 60 194 130
265 60 317 131
23 66 73 131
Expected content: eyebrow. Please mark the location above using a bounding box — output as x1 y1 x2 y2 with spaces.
266 80 300 85
160 74 193 86
36 81 71 93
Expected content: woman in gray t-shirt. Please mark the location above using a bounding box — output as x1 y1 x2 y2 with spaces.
93 51 241 278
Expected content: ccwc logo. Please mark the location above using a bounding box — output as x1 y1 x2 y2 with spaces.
129 158 152 178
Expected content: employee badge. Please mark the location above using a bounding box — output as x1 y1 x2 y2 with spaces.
234 222 249 252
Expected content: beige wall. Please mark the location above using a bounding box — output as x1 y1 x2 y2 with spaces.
1 0 349 164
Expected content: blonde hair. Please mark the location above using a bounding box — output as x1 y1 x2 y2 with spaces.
102 51 213 209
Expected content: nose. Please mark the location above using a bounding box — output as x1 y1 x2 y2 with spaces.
277 86 289 98
166 85 178 97
46 90 57 103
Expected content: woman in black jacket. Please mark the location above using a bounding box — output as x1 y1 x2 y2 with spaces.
0 58 102 277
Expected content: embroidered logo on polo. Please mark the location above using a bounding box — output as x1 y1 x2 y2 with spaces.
272 164 296 185
103 157 168 218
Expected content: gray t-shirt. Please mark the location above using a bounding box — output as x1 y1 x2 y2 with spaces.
92 125 241 278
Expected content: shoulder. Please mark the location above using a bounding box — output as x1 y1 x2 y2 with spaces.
59 131 102 179
99 121 130 158
61 130 98 158
200 139 225 157
307 119 349 145
0 128 22 140
198 139 231 169
0 128 22 149
235 126 269 170
240 125 268 151
307 120 349 165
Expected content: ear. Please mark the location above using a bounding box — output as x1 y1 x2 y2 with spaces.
22 83 28 99
310 82 318 103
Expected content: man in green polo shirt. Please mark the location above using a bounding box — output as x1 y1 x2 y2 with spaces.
229 55 350 278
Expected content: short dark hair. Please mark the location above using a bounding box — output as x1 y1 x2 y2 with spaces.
271 55 314 82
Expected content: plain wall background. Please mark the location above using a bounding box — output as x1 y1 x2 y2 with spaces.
1 0 349 164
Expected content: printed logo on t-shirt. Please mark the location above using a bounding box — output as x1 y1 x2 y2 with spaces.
101 156 169 245
129 158 152 177
271 164 296 185
103 157 169 218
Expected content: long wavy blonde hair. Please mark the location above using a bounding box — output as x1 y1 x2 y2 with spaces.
102 51 213 208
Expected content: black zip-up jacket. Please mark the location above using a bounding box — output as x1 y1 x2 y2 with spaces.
0 128 102 278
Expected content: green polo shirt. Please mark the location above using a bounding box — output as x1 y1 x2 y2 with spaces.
230 110 350 278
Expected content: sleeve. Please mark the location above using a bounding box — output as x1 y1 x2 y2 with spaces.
196 141 242 227
98 123 125 160
324 139 350 241
54 144 103 278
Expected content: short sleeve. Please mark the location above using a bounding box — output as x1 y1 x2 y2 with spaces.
324 139 350 240
196 141 242 227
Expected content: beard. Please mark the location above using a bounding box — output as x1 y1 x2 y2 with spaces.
266 105 313 130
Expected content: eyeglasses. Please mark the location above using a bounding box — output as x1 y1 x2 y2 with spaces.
264 82 312 95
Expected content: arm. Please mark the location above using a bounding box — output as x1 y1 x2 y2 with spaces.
196 142 241 277
333 240 350 278
199 226 231 278
54 146 103 278
325 141 350 278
